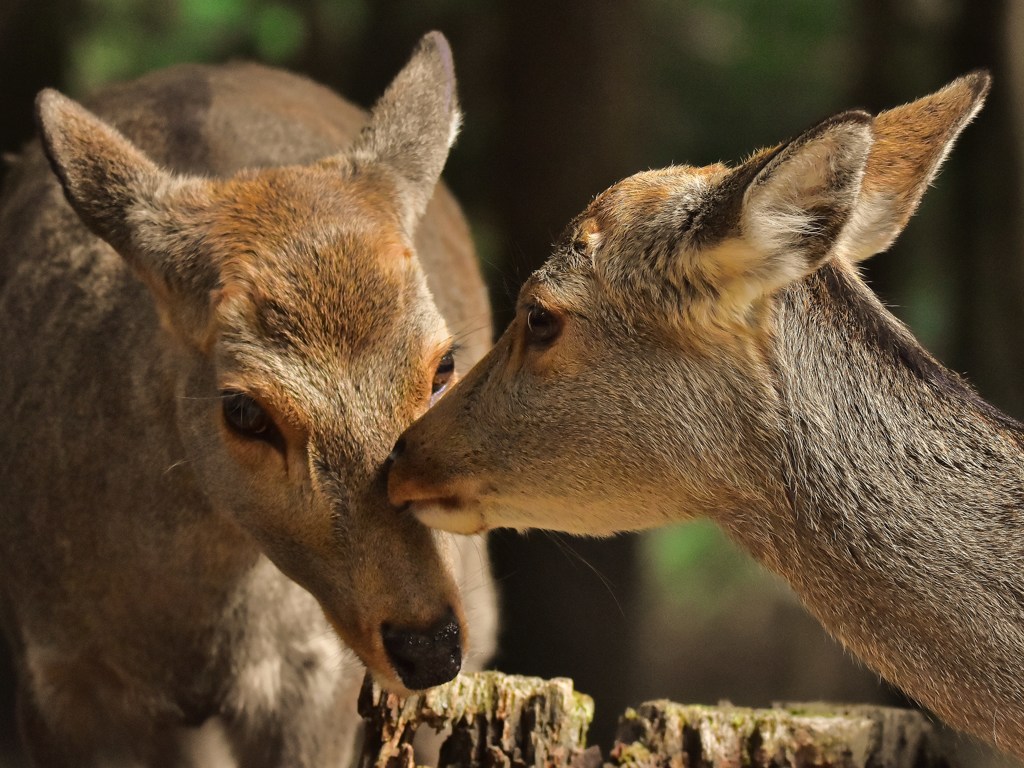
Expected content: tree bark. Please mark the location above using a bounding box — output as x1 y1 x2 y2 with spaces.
359 672 957 768
359 672 597 768
613 701 954 768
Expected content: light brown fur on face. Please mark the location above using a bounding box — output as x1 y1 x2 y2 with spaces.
390 73 1024 758
0 33 496 767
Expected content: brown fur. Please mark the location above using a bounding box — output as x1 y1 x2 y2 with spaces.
389 73 1024 757
0 33 495 767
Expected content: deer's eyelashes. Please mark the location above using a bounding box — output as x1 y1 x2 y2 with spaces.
221 390 285 451
524 303 563 348
430 349 456 405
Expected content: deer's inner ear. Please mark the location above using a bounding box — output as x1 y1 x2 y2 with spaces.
652 115 873 323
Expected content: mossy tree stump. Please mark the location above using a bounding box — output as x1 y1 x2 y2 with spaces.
359 672 957 768
612 701 954 768
358 671 597 768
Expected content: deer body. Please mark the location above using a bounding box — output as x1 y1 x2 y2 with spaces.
744 262 1024 753
1 36 495 766
389 73 1024 756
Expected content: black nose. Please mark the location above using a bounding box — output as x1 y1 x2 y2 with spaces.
381 608 462 690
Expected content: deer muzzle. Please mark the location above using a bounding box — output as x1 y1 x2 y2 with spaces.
386 436 488 534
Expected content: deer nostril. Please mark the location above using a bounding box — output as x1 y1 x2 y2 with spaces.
381 607 461 690
386 437 406 467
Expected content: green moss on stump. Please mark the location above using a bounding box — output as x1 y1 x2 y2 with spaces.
359 671 595 768
359 672 954 768
612 701 953 768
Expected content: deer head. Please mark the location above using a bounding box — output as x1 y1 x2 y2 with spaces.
388 72 990 537
37 32 474 693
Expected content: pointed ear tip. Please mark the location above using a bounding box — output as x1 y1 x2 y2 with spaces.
936 70 991 107
34 91 75 156
417 30 454 74
812 110 873 143
421 30 451 50
961 69 992 100
35 88 68 124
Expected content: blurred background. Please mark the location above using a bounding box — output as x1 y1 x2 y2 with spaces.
1 0 1022 765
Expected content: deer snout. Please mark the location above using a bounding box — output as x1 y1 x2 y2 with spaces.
387 436 488 534
381 607 461 690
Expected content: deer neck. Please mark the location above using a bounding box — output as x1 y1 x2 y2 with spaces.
730 260 1024 753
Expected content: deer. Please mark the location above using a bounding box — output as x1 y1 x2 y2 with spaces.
0 32 496 767
388 72 1024 758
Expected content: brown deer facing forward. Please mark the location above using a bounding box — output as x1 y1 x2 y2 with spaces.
389 72 1024 757
0 33 495 766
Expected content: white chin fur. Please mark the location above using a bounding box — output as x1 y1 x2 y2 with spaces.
412 503 487 535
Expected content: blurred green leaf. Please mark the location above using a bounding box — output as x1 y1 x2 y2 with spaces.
643 521 773 622
255 4 306 62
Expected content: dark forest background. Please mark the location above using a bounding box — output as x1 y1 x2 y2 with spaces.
1 1 1022 765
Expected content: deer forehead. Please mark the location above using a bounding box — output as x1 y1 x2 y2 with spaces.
564 164 737 291
215 248 440 365
207 169 439 344
585 163 729 244
533 165 734 310
210 167 403 252
214 279 438 444
204 175 446 427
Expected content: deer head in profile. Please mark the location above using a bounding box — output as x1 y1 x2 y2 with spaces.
390 73 1024 758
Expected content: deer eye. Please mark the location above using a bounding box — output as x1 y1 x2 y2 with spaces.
221 390 281 448
525 303 562 347
430 350 456 405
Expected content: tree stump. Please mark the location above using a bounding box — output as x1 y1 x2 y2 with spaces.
611 701 954 768
358 671 598 768
359 672 958 768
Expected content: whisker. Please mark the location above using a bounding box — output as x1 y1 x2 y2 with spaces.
543 531 626 619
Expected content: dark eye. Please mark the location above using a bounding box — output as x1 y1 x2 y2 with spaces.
431 350 456 403
221 390 282 448
525 303 562 346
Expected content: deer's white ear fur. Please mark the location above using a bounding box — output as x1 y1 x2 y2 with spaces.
692 111 873 315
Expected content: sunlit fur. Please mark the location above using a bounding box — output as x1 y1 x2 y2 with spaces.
389 73 1024 758
0 33 495 766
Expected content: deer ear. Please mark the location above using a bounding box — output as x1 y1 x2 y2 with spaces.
680 111 872 314
37 89 167 253
737 111 873 280
346 31 461 236
839 71 990 262
37 89 216 343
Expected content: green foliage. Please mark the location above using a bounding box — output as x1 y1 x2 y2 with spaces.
643 520 771 623
642 0 855 165
253 4 304 61
69 0 368 92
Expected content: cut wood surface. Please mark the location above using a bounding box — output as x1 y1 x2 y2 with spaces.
359 671 956 768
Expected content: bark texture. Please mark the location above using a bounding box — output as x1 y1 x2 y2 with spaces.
359 672 956 768
612 701 953 768
359 672 597 768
